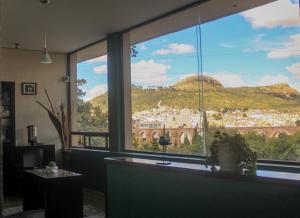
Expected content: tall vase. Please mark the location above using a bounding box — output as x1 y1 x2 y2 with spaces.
218 144 241 173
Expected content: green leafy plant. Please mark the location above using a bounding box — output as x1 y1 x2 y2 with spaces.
206 131 257 175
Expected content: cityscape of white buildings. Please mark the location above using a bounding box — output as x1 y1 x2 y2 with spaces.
132 104 300 129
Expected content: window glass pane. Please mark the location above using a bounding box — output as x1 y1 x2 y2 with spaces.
128 0 300 161
130 27 202 155
76 55 108 131
201 0 300 162
72 54 108 148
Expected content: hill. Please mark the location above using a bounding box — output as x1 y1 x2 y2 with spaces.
173 75 223 90
89 76 300 113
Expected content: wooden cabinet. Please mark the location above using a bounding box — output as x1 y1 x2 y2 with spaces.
3 145 55 196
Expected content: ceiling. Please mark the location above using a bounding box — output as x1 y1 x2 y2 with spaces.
2 0 203 53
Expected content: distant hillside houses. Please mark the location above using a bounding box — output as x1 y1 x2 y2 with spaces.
133 108 195 129
131 84 170 90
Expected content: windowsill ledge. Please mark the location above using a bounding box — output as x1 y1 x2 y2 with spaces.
69 147 300 173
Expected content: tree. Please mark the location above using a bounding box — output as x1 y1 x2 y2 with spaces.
213 113 222 121
192 127 202 145
222 107 229 114
243 131 299 161
132 133 139 149
76 79 108 134
165 131 171 142
77 79 87 99
242 107 249 112
268 133 297 161
295 120 300 126
131 45 138 58
174 139 178 147
183 134 190 145
202 110 209 154
202 110 209 131
151 137 160 151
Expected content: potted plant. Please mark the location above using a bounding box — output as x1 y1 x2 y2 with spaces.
205 131 257 175
36 89 71 168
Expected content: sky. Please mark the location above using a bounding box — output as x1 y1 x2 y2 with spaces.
78 0 300 101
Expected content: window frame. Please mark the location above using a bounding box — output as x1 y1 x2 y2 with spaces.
67 41 110 150
66 0 300 167
122 1 300 164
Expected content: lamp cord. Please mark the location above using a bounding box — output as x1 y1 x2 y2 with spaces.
44 1 48 49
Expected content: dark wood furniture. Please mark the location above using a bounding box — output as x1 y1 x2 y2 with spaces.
23 169 83 218
3 145 55 196
1 81 15 147
105 157 300 218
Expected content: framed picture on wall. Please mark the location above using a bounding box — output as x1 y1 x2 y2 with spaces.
22 83 37 95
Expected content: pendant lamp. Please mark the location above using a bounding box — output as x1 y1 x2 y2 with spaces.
40 0 52 64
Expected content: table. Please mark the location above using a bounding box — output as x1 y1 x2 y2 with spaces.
23 169 83 218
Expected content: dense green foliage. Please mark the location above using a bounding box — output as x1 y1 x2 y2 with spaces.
82 76 300 160
244 131 300 161
132 128 300 161
75 79 108 146
76 79 108 132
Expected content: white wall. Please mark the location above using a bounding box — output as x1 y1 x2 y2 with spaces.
0 48 67 163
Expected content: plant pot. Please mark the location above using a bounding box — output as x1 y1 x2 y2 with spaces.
218 145 241 173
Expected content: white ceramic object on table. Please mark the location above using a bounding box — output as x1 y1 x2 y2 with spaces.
45 165 58 174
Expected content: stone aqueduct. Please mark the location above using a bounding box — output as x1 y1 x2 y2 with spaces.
132 126 300 145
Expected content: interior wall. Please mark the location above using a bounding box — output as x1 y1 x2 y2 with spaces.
0 48 67 164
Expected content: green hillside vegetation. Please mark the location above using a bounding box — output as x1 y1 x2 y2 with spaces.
89 92 108 113
89 76 300 113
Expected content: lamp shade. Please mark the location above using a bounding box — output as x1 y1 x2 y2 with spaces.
41 47 52 64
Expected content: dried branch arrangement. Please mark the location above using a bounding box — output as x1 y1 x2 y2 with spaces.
36 89 69 151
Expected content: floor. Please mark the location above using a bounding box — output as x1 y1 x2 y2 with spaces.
3 189 105 218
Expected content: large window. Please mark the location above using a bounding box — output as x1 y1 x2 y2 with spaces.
130 27 202 155
70 42 109 148
126 0 300 161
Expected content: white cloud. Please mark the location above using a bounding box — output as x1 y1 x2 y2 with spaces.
256 74 289 86
139 44 147 51
267 34 300 59
131 60 170 86
291 82 300 92
241 0 299 28
94 65 107 74
287 62 300 77
84 84 108 101
87 55 107 63
159 59 172 63
211 72 247 87
155 43 195 55
243 34 273 53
